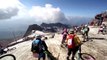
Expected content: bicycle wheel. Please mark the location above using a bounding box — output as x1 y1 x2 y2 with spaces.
0 54 16 60
80 53 95 60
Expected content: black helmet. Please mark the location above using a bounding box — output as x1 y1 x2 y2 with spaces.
36 35 42 39
69 29 74 34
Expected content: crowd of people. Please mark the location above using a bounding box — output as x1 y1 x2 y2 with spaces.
60 24 106 60
61 24 90 60
30 24 91 60
30 24 92 60
23 22 107 60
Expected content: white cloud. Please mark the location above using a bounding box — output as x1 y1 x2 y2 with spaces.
0 0 62 22
0 0 28 20
0 0 91 25
29 4 67 23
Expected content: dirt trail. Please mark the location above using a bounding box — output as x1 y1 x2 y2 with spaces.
2 26 107 60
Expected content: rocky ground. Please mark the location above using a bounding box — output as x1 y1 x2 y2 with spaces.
1 26 107 60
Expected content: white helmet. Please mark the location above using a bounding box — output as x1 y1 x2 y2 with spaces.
85 24 88 27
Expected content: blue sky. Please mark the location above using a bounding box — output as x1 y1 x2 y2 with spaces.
20 0 107 17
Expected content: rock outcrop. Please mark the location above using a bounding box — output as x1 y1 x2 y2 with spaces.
40 23 70 32
90 11 107 26
23 24 43 37
41 23 70 28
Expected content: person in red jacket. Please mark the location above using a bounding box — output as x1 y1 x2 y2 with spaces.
66 30 81 60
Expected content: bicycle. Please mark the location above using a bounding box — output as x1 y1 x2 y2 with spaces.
75 45 95 60
0 54 16 60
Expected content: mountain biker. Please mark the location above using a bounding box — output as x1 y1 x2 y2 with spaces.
81 25 90 41
81 26 85 38
73 26 77 33
98 24 106 35
66 30 81 60
31 35 48 60
102 24 107 34
98 25 104 34
84 25 90 40
61 28 68 45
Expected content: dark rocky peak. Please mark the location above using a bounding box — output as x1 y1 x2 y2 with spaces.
95 11 107 20
23 24 43 37
41 22 69 28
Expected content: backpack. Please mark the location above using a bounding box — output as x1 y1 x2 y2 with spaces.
84 28 88 32
73 36 81 47
67 34 81 48
32 39 43 53
67 34 75 48
81 29 85 34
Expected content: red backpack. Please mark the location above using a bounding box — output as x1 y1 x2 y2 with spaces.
67 34 75 48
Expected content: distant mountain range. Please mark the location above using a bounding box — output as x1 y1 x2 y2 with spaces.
23 22 69 37
41 23 70 28
23 24 43 37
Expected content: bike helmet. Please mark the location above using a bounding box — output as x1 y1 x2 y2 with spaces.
69 29 74 34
